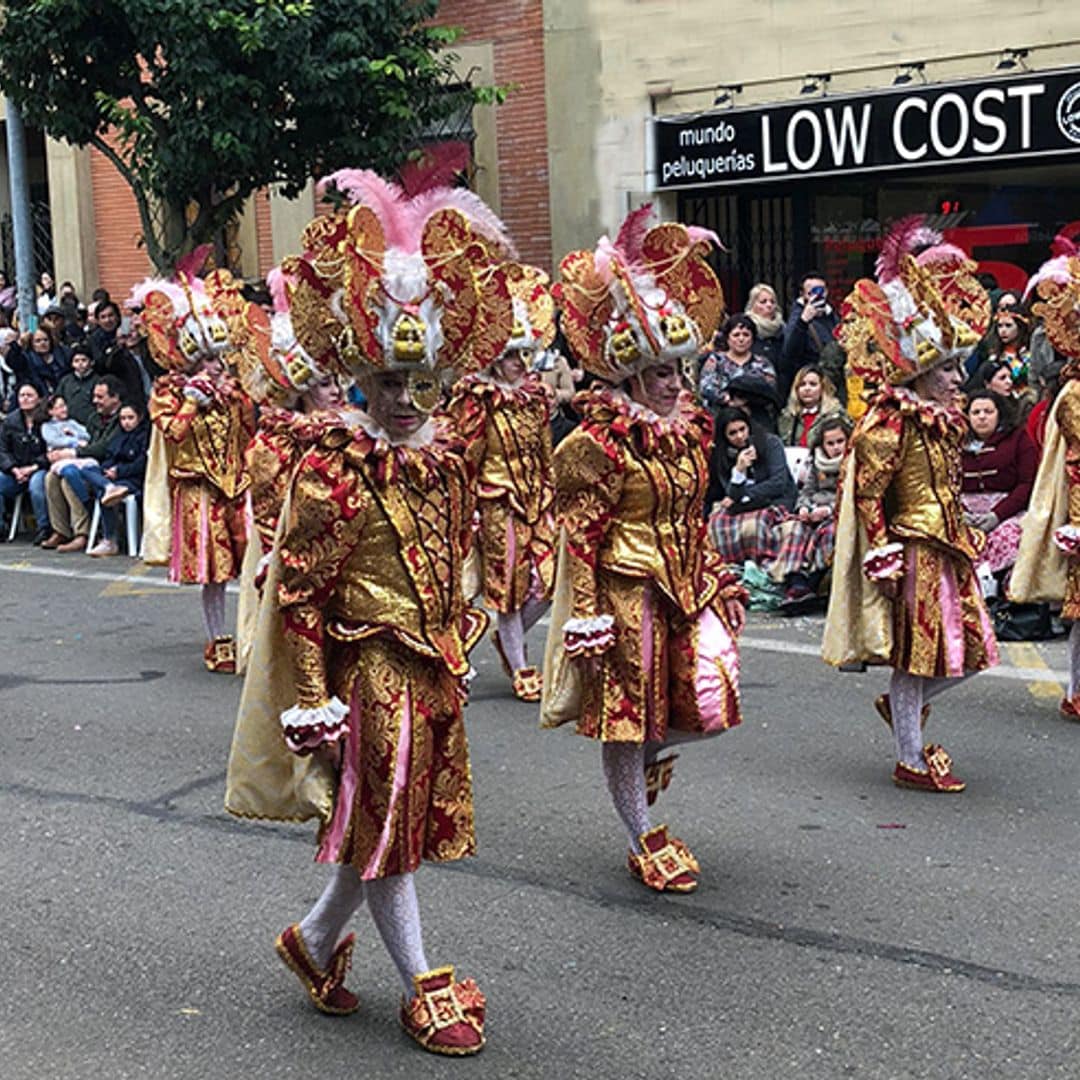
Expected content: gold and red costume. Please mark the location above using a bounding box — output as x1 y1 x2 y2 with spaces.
448 372 555 612
148 370 254 584
276 416 485 877
546 386 744 741
841 385 997 677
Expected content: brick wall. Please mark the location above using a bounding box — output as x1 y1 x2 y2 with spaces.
89 144 151 301
438 0 552 270
254 188 274 277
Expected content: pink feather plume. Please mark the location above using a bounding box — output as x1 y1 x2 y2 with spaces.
407 187 517 257
1051 232 1080 259
687 224 725 252
1024 254 1074 298
876 215 943 282
613 204 654 265
175 244 213 281
266 267 291 314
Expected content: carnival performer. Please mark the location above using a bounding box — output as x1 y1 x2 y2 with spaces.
135 268 255 673
542 207 746 894
1010 241 1080 716
225 170 516 1056
446 264 556 701
824 216 997 792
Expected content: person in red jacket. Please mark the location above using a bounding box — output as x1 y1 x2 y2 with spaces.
961 389 1036 590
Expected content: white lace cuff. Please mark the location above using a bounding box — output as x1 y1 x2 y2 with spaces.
280 697 349 755
563 614 616 657
862 542 905 581
1054 525 1080 555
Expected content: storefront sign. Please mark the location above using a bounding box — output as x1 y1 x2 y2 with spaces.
652 68 1080 190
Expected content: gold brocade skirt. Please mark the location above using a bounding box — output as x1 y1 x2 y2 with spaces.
168 479 248 584
577 571 742 744
1064 561 1080 621
891 541 998 678
478 497 555 613
316 636 475 880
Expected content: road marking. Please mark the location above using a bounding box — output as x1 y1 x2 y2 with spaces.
1002 641 1065 699
0 559 238 594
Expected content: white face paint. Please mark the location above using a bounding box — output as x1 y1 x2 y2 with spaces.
913 359 963 406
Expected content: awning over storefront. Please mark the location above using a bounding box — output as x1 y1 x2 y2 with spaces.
651 67 1080 191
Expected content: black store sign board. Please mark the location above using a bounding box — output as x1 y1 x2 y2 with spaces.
653 68 1080 189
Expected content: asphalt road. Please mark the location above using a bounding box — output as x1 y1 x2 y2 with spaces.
2 545 1080 1080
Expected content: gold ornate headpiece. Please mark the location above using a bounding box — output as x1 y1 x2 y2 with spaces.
1026 252 1080 361
283 170 515 407
555 205 724 383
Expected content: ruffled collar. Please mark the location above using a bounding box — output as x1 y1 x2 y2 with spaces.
576 385 709 454
875 384 965 438
342 412 450 488
462 370 545 407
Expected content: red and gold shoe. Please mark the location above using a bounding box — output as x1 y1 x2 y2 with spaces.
400 966 485 1056
627 824 700 893
892 744 966 793
274 923 359 1015
510 666 542 702
1060 696 1080 720
644 754 679 807
874 694 930 731
204 635 236 674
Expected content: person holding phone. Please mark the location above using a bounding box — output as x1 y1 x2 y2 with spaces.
780 271 840 401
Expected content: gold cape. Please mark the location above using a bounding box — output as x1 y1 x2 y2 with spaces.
540 528 584 728
224 490 335 824
821 452 893 667
1009 404 1069 603
141 426 172 565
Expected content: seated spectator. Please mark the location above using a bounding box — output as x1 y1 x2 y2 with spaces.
85 402 150 557
0 382 51 543
54 345 98 426
698 314 776 410
707 405 796 568
744 283 785 372
726 373 781 435
777 364 842 446
41 375 124 552
36 271 56 317
0 327 20 412
22 326 70 396
772 413 852 612
961 390 1036 587
41 394 90 458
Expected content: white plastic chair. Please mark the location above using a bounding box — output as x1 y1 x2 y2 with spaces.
87 494 140 554
783 446 810 485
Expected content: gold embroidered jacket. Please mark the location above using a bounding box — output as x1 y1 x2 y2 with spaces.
446 372 554 523
246 408 338 553
554 387 740 620
149 373 254 499
276 417 486 709
851 386 982 561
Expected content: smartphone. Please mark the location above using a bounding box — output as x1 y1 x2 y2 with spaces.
810 285 826 301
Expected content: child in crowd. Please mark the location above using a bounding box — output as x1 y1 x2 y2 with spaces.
773 413 852 612
41 394 90 458
87 402 150 557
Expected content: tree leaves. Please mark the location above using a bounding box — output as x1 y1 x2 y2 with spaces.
0 0 488 271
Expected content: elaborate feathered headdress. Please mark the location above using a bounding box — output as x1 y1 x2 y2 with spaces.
129 250 254 373
554 204 724 383
1025 232 1080 361
284 170 515 405
838 215 990 387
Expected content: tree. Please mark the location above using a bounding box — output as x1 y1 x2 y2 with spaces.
0 0 491 273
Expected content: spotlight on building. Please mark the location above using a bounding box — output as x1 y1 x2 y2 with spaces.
800 73 831 96
995 48 1029 72
712 83 743 108
892 61 926 86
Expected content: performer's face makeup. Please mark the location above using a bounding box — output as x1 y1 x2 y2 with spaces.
914 359 963 406
301 375 344 413
631 361 682 416
494 352 527 385
366 371 428 440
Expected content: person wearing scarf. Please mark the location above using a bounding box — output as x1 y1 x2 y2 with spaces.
744 281 785 372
